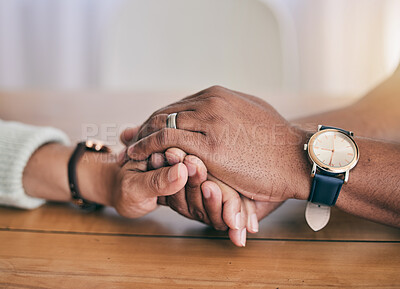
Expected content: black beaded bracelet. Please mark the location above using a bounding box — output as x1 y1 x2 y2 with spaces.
68 141 109 211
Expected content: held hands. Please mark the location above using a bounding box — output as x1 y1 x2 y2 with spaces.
127 86 311 203
120 127 262 247
118 85 311 246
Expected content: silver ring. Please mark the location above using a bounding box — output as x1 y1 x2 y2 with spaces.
166 112 178 129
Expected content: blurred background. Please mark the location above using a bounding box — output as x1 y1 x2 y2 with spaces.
0 0 399 143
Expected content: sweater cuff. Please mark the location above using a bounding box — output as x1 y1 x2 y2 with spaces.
0 121 70 209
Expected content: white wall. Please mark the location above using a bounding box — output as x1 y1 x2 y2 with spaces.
283 0 400 97
0 0 399 99
100 0 290 96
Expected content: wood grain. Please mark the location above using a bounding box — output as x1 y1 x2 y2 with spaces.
1 200 399 242
1 231 399 289
1 91 399 288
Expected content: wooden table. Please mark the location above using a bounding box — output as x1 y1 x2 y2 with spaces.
0 91 399 288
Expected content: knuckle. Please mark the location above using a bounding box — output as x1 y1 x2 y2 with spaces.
199 108 225 123
120 176 133 202
206 85 226 94
230 193 241 206
150 170 165 193
149 107 168 119
206 132 221 151
140 115 164 139
156 129 170 148
115 206 135 219
155 130 164 148
149 114 164 128
193 209 204 221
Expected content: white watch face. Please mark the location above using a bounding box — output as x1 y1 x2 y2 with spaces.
308 129 359 173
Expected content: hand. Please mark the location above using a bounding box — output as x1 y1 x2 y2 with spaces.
120 128 230 228
121 127 259 247
127 86 311 204
120 128 220 225
22 139 188 219
111 158 188 218
158 148 257 247
154 148 284 247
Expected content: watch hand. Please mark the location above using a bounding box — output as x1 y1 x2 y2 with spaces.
329 136 335 166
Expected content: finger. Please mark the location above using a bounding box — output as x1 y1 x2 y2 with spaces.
166 189 193 219
123 159 148 172
183 155 210 225
149 153 166 170
117 148 129 166
201 181 228 231
228 228 247 247
207 175 242 230
165 148 186 165
145 87 223 122
128 129 206 161
120 126 140 145
255 201 284 220
228 199 248 247
238 196 248 243
147 98 200 119
157 196 168 206
242 197 259 233
129 162 188 198
136 114 168 141
137 111 203 141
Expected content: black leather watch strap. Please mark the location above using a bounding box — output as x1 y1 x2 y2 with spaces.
320 125 351 136
308 173 343 206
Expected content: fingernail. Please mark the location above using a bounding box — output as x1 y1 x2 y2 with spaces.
235 212 241 230
185 162 196 177
123 129 134 142
168 164 180 182
151 153 164 169
240 228 246 247
166 153 179 165
250 213 259 233
202 185 211 199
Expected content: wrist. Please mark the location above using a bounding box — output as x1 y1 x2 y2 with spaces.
76 150 119 206
286 125 312 201
23 143 73 201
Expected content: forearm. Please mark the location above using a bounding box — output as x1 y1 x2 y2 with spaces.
294 71 400 142
336 137 400 227
291 70 400 226
22 143 117 206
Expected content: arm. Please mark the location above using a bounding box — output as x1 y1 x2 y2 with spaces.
22 142 116 206
0 120 188 218
127 85 400 228
291 71 400 227
295 70 400 142
214 69 400 225
22 142 189 218
334 137 400 226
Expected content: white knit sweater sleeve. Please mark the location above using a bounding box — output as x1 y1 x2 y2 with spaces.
0 120 70 209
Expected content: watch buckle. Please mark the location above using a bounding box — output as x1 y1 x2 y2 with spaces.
310 163 317 177
344 170 349 183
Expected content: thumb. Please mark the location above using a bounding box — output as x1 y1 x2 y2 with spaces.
135 163 188 198
120 126 140 146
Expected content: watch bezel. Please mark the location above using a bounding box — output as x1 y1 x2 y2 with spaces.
307 129 359 174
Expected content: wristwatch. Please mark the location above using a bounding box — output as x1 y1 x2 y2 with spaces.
303 125 359 231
